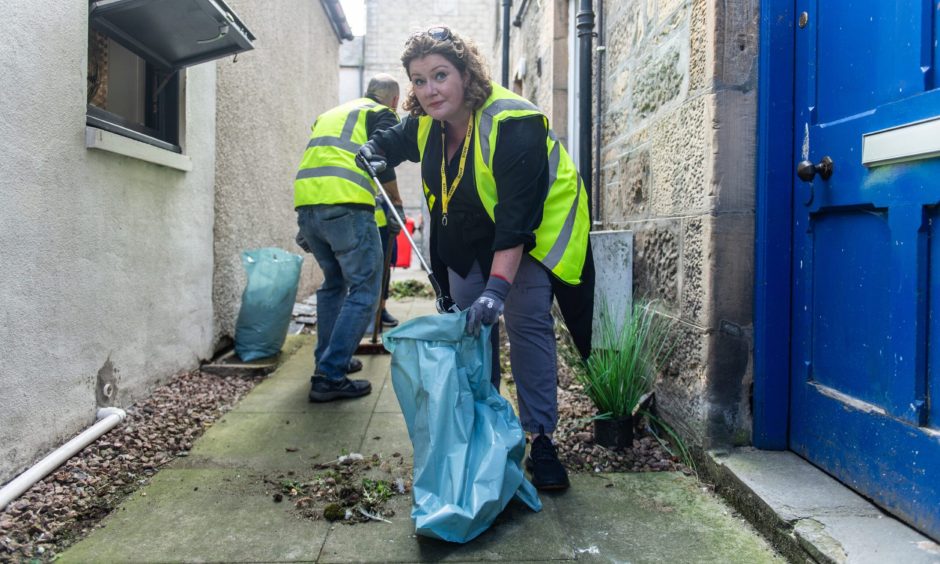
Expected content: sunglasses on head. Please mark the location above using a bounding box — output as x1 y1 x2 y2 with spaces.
424 26 452 41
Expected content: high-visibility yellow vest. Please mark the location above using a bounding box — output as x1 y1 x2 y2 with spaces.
417 83 590 285
294 98 394 208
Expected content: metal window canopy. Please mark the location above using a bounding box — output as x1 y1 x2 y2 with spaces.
90 0 255 70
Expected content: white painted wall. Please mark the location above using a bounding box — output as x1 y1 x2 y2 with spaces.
0 2 217 483
212 0 341 340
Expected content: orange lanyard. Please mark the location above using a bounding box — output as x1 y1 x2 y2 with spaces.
440 115 473 227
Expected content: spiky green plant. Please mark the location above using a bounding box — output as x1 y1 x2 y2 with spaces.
578 300 675 420
642 409 697 475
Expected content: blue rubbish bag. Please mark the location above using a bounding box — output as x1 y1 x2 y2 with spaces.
234 247 303 362
383 311 542 543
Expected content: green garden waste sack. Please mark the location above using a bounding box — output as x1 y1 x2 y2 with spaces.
383 311 541 543
234 247 303 362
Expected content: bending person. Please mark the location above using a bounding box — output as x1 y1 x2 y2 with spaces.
295 74 405 402
359 27 591 490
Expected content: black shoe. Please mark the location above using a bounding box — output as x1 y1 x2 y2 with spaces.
346 357 363 374
308 374 371 402
380 309 399 327
525 433 570 491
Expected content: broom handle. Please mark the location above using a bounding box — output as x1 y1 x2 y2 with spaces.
371 235 394 344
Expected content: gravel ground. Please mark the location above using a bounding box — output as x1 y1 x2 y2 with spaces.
500 327 691 476
0 370 258 562
1 307 689 562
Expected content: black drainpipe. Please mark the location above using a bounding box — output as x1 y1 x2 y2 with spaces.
577 0 595 213
501 0 512 87
593 0 604 225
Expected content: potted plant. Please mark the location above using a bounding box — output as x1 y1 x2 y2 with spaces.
577 300 675 448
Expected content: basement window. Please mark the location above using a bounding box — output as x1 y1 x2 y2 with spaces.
86 0 255 153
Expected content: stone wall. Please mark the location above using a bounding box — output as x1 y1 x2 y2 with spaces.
597 0 759 447
213 1 341 340
505 0 569 145
363 0 497 247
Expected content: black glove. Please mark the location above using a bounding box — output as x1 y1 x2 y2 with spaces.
387 205 405 237
357 140 386 174
465 276 512 336
436 294 458 314
295 231 312 253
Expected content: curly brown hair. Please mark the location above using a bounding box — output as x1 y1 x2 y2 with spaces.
400 27 493 118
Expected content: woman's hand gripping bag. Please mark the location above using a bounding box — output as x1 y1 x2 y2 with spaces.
234 247 303 362
383 311 541 543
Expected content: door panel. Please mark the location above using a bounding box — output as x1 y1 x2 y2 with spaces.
791 0 940 539
810 210 892 407
816 5 929 122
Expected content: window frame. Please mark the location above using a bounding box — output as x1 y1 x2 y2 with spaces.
85 0 254 154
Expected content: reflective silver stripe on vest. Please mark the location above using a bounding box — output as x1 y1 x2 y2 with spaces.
306 136 360 153
341 109 363 142
295 166 374 195
542 174 581 271
307 101 377 155
479 98 539 166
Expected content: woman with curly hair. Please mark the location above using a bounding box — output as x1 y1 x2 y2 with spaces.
359 26 592 491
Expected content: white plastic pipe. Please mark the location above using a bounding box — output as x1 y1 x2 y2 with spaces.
0 407 127 510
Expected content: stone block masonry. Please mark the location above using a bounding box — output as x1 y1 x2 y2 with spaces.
597 0 759 448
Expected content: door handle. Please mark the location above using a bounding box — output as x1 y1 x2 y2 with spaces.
797 156 834 182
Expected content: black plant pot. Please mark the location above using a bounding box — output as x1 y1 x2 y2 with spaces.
593 415 635 449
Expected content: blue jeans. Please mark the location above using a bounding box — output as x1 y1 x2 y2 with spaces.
297 205 382 381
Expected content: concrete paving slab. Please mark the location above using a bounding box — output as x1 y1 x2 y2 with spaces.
388 296 438 319
318 494 573 563
708 448 940 564
236 343 388 415
59 297 785 564
176 411 371 471
374 375 404 414
58 469 328 563
554 472 782 564
360 412 413 460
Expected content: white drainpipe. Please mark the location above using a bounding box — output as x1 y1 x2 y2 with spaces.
0 407 127 510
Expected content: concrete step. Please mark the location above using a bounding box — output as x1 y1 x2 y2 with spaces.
705 448 940 563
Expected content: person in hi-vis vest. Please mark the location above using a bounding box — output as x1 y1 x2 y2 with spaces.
295 74 405 402
358 28 594 491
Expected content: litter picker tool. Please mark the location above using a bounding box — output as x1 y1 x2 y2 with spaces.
356 153 459 314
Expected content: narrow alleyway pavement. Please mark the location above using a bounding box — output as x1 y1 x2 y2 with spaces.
59 295 782 563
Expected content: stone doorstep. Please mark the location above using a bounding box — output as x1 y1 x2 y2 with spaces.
704 448 940 564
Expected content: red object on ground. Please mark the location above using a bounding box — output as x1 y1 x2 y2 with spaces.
395 218 416 267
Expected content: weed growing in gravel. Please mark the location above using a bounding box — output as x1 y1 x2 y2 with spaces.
389 279 435 299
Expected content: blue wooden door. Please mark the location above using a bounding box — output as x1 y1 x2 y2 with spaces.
791 1 940 538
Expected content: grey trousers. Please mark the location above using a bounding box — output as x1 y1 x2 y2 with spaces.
448 255 558 434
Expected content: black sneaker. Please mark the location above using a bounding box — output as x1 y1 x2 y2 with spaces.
380 309 399 327
525 433 570 491
308 374 371 402
346 357 363 374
